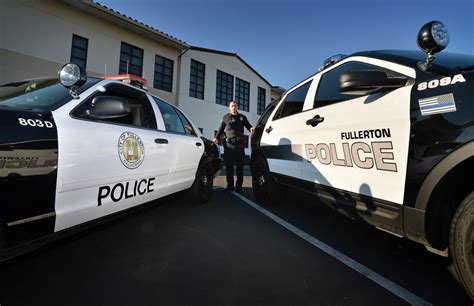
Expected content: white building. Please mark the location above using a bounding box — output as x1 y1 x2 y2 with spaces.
1 0 284 154
0 0 189 104
178 47 274 155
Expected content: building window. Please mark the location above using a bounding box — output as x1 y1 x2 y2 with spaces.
70 34 88 70
216 70 233 106
119 42 143 76
154 55 173 92
235 78 250 112
190 59 205 99
257 87 266 115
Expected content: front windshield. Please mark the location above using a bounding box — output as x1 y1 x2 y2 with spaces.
0 77 100 111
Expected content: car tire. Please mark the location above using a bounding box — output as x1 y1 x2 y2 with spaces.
449 192 474 301
189 160 213 205
0 217 7 249
252 155 278 206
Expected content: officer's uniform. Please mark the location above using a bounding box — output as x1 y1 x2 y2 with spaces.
215 112 253 191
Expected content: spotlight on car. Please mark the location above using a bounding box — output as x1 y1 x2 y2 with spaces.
417 21 449 71
58 63 87 98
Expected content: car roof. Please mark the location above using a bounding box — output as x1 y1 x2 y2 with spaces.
351 50 474 70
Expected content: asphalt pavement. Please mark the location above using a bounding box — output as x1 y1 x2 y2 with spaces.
0 168 470 305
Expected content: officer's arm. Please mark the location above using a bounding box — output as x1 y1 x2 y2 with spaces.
213 119 226 144
243 116 252 131
243 116 255 135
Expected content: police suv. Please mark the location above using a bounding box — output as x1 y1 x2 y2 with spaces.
0 65 221 257
250 21 473 299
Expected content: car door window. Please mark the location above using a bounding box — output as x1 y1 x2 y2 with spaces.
72 83 157 129
273 81 312 120
314 62 405 108
175 108 196 136
152 96 190 134
256 101 277 127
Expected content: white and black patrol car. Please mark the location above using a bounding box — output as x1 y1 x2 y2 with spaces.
250 21 474 299
0 65 222 258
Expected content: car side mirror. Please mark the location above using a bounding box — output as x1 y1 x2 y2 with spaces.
338 70 408 96
83 96 130 119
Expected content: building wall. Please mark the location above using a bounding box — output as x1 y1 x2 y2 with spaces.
1 0 182 103
178 49 272 155
1 1 276 156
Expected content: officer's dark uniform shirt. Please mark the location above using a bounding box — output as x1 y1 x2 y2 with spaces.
215 113 252 148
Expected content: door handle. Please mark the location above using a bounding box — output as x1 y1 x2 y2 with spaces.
265 126 273 133
196 142 202 146
155 138 168 144
306 115 324 127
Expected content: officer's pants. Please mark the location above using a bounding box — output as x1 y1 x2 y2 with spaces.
224 144 245 189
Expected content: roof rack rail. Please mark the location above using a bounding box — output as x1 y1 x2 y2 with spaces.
318 54 347 71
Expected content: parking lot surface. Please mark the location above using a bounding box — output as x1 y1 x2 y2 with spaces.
0 170 470 305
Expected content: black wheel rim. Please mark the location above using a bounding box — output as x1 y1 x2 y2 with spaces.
199 166 212 199
252 161 268 201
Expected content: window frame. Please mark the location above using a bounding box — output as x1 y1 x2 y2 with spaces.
70 34 88 70
190 59 205 100
235 77 250 112
71 82 157 130
257 87 266 115
314 60 410 109
119 42 144 76
154 54 174 92
216 70 234 106
151 96 198 137
273 81 312 121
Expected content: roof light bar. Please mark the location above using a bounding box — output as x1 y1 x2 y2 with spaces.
104 74 148 91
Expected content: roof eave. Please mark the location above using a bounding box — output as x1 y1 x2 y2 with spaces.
190 46 273 88
61 0 189 51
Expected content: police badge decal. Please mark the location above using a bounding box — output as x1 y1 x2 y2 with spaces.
118 131 145 169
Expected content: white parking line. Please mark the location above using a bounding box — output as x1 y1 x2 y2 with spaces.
232 191 431 306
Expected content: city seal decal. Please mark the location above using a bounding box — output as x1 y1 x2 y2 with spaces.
118 132 145 169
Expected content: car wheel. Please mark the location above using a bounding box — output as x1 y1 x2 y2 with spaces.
190 160 213 204
0 217 7 249
449 192 474 301
252 155 278 206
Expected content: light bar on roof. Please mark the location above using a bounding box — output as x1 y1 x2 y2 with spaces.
103 74 148 91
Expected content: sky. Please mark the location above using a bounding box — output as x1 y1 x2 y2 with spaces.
98 0 473 90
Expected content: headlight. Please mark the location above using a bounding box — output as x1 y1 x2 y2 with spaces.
417 20 449 54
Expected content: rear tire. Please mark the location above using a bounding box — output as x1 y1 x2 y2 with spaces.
189 160 213 205
251 155 278 206
0 217 7 250
449 192 474 301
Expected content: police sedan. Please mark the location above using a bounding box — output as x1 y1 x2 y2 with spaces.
250 21 473 300
0 66 221 257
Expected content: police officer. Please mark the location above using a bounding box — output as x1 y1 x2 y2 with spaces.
213 101 255 193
